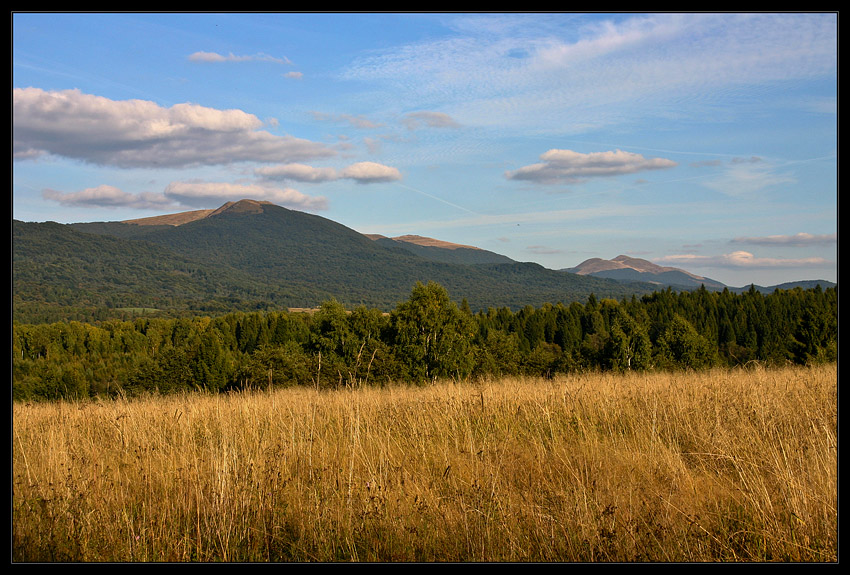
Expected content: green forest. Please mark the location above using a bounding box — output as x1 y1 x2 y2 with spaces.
13 281 838 402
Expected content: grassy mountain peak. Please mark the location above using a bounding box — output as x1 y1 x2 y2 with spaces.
566 254 727 290
121 199 275 227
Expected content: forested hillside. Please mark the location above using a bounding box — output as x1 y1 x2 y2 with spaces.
14 200 660 324
13 219 324 324
13 281 837 402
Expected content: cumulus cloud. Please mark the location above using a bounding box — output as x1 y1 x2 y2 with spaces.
256 161 402 184
402 111 461 130
42 185 176 210
13 88 335 168
731 232 836 247
188 51 291 64
256 164 339 183
163 181 328 211
506 149 677 185
42 181 328 212
657 251 830 269
340 162 402 183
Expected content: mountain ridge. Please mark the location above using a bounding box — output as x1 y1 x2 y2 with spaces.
566 254 726 290
15 200 662 322
121 199 277 226
115 201 829 294
365 234 482 251
120 201 511 264
14 199 834 324
568 254 704 278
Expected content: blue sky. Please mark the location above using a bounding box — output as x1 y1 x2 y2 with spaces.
13 12 837 287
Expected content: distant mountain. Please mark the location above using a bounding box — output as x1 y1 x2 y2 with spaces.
14 199 663 322
565 254 727 290
564 254 835 293
16 200 832 324
727 279 837 294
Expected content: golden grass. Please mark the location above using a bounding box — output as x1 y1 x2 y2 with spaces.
12 364 837 562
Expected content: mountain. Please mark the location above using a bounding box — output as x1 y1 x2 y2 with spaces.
14 199 664 323
566 255 728 290
565 254 835 293
13 217 301 322
726 279 836 294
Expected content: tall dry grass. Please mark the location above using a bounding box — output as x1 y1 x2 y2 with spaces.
12 363 837 562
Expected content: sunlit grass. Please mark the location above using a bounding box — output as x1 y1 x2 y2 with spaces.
13 363 837 562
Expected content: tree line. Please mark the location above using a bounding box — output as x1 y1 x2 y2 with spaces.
13 282 837 401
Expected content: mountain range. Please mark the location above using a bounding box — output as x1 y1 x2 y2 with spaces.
564 254 835 294
565 254 727 290
12 199 835 322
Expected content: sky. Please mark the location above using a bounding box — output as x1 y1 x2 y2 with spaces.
13 12 838 287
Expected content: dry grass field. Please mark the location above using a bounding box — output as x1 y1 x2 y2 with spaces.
12 363 837 562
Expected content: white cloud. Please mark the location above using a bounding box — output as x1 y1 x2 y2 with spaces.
42 181 328 212
506 149 677 185
343 13 836 133
732 233 837 247
256 161 402 184
163 181 328 211
13 88 336 168
42 185 176 210
340 162 402 183
188 51 291 64
700 159 795 197
256 163 339 183
657 251 830 269
533 13 686 68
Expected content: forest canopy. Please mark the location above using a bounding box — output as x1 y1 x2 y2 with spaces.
13 281 837 402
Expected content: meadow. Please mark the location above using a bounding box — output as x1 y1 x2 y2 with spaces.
12 363 837 562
